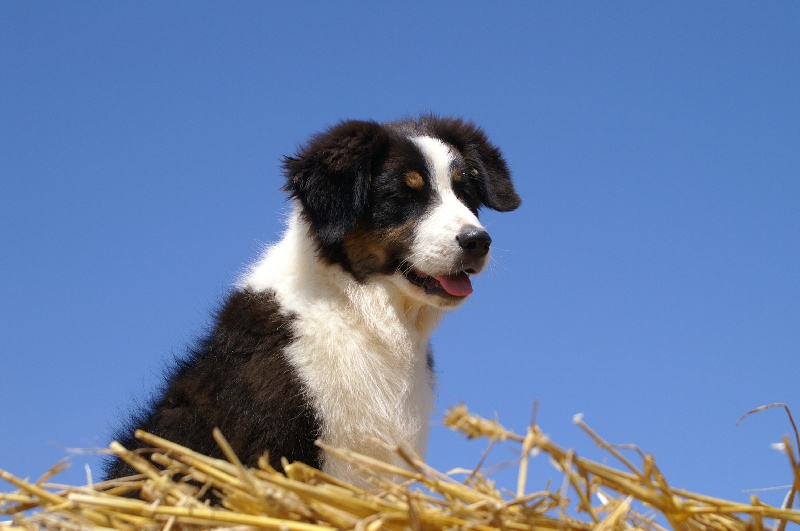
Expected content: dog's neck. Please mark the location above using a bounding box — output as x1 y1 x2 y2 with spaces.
240 208 446 341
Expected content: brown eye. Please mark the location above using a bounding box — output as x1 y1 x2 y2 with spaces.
404 171 425 190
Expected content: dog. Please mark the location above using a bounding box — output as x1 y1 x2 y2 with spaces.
104 115 520 487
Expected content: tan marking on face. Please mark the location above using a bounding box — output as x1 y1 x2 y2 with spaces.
451 168 462 183
404 171 425 190
343 227 388 277
342 220 417 279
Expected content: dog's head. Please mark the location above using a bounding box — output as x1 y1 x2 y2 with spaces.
283 116 520 309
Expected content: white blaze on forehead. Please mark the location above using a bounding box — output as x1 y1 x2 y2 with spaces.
410 136 455 194
409 134 481 227
406 136 487 278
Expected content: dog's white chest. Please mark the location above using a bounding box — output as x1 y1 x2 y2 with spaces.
286 310 435 481
240 219 438 484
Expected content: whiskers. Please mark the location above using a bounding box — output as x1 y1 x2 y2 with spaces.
395 250 431 277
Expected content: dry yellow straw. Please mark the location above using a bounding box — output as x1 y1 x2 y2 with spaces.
1 403 798 530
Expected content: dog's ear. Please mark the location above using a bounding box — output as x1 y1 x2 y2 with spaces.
283 120 389 246
423 116 521 212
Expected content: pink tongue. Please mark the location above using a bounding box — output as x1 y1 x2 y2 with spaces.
433 272 473 296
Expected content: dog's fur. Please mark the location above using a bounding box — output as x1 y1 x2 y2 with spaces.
104 115 520 487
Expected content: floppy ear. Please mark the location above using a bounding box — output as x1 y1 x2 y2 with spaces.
423 116 521 212
283 120 389 246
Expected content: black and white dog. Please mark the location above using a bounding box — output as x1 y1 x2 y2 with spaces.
105 115 520 486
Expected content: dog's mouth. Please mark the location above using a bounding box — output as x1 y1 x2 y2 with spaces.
404 268 474 297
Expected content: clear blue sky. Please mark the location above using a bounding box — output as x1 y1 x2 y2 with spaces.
2 2 798 511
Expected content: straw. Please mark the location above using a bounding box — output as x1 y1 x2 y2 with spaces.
1 403 798 530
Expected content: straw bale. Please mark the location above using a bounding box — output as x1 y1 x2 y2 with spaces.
1 403 798 530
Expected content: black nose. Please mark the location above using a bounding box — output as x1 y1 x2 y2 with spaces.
456 226 492 257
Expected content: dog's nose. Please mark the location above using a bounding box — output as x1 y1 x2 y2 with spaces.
456 226 492 257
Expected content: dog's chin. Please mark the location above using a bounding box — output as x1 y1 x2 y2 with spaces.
392 267 475 309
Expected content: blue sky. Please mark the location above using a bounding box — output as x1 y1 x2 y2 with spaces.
2 2 799 513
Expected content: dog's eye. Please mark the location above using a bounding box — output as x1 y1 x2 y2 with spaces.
404 171 425 191
392 171 426 203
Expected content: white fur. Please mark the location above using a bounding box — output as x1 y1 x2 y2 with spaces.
240 209 441 485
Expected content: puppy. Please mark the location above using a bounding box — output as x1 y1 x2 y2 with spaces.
105 115 520 487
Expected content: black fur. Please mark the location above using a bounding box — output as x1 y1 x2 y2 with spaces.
104 289 320 479
283 115 520 275
282 120 390 248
